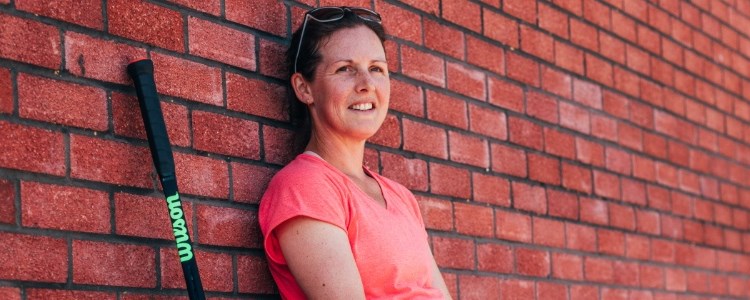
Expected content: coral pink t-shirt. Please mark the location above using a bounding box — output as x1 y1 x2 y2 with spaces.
259 153 443 299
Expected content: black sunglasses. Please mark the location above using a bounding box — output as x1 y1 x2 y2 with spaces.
293 6 382 74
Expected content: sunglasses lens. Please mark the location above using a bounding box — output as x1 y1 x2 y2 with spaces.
308 7 346 21
350 8 381 23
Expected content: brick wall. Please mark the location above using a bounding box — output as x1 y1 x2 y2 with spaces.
0 0 749 299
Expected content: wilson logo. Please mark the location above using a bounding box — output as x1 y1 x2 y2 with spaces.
166 193 193 262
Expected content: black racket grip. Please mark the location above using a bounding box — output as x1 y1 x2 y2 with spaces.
127 59 176 180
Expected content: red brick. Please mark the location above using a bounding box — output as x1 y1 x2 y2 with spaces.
0 121 65 176
188 17 255 70
608 202 635 230
614 67 640 97
728 277 749 297
704 224 724 247
488 77 524 112
606 147 631 175
537 282 566 300
376 1 424 44
71 135 153 188
526 91 559 124
166 0 220 15
512 182 547 214
26 289 114 300
566 222 596 252
503 0 536 23
402 119 447 159
585 257 614 283
591 113 618 142
508 116 543 150
562 163 591 194
551 252 583 280
224 0 285 36
651 239 675 263
111 93 189 147
430 162 470 198
573 79 602 109
490 143 526 177
459 275 500 299
426 90 468 129
384 40 400 75
64 32 146 84
533 217 565 248
541 66 572 99
665 268 687 291
467 35 504 75
442 0 481 32
381 152 427 192
544 128 575 159
583 0 611 29
0 180 12 225
600 32 625 64
416 195 453 231
401 46 445 87
528 153 560 185
73 240 155 287
708 274 728 295
22 182 109 233
237 255 276 294
570 19 599 51
555 41 584 75
570 285 598 300
625 234 650 260
0 14 61 69
593 170 620 200
225 73 286 120
618 122 643 151
661 215 683 240
516 247 549 277
433 236 475 269
547 189 578 220
108 0 183 52
507 52 540 87
611 11 637 42
521 25 554 62
18 74 107 130
0 68 10 114
598 228 625 256
472 172 510 206
586 53 613 87
496 210 531 242
152 52 222 105
477 243 513 273
262 126 295 165
656 162 678 189
174 152 229 198
469 103 507 140
641 264 664 289
424 18 464 59
231 163 274 204
643 132 666 159
192 111 259 159
0 232 67 282
390 79 424 117
455 202 493 238
683 219 703 243
18 0 102 29
161 249 232 292
539 3 569 39
633 155 655 181
197 205 258 248
575 137 604 167
114 192 194 240
483 8 518 48
635 209 659 235
613 261 639 286
258 39 285 79
560 102 590 134
580 196 608 225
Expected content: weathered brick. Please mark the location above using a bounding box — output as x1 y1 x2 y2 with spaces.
0 121 65 176
483 8 519 48
516 248 550 277
192 111 260 159
259 39 286 79
0 68 10 114
490 143 526 177
496 210 531 242
401 46 445 87
166 0 220 15
21 182 109 233
528 153 560 185
562 162 592 194
416 195 453 231
225 0 286 36
555 41 584 75
512 182 547 214
520 25 554 62
430 162 470 199
237 254 276 294
501 279 535 299
111 92 190 147
541 66 572 99
472 172 510 206
161 249 232 291
466 36 504 75
468 103 507 140
188 17 255 70
390 78 424 117
459 275 500 299
0 180 13 225
73 240 155 287
18 74 107 131
488 76 524 112
526 90 559 124
560 102 590 134
426 90 468 129
0 232 67 282
533 217 565 248
0 14 61 69
108 0 184 52
424 18 464 59
508 116 543 150
442 0 481 32
403 119 447 159
262 126 296 166
26 289 114 300
173 152 229 199
64 32 147 84
539 3 569 39
17 0 102 29
231 163 275 204
552 252 583 280
447 62 486 101
566 222 597 252
432 236 475 269
598 228 625 256
544 128 575 159
381 152 427 191
449 131 488 168
115 192 194 240
70 135 153 188
585 257 614 283
548 189 578 220
507 52 540 87
197 205 259 248
152 52 223 106
477 243 512 273
454 202 493 237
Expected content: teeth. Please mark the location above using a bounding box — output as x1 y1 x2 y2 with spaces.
350 103 373 111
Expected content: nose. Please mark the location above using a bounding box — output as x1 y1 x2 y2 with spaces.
355 68 375 93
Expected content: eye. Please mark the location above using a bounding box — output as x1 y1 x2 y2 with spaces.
369 66 384 73
336 66 354 73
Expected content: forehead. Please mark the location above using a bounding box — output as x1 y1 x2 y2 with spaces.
318 26 386 62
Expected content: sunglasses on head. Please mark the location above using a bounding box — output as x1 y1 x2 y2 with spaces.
293 6 382 74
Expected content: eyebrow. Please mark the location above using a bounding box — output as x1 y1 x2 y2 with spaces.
331 59 388 64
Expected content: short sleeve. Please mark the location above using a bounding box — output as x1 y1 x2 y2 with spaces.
259 168 350 264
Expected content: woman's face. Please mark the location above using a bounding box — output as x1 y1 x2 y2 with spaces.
302 25 390 143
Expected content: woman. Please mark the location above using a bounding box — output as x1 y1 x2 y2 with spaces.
259 6 451 299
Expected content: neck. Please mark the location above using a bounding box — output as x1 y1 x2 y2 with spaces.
305 130 367 180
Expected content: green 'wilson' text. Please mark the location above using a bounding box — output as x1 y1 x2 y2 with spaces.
167 193 193 262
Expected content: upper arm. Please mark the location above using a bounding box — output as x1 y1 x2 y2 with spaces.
275 216 366 300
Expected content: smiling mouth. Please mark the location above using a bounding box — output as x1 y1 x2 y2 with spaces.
349 103 374 111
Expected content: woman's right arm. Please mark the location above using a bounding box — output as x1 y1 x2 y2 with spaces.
275 216 366 300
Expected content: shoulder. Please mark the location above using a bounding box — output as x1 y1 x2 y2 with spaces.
267 154 343 191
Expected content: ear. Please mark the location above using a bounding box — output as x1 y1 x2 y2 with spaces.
291 73 313 105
